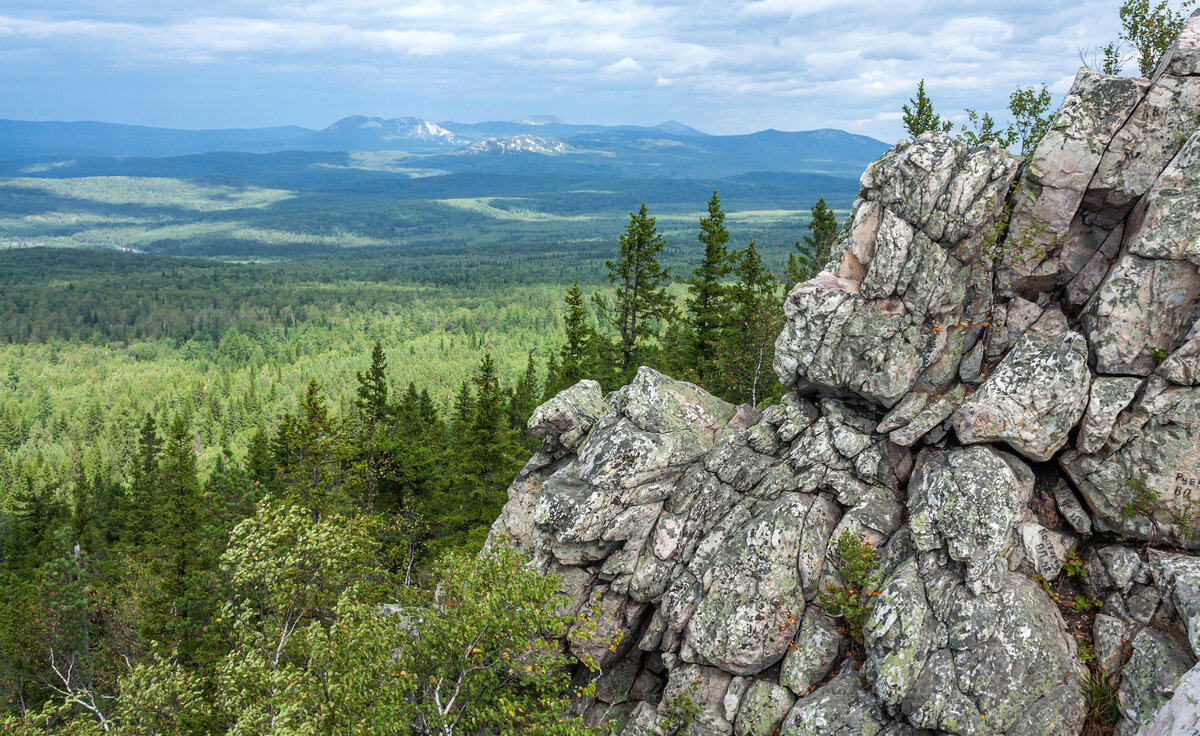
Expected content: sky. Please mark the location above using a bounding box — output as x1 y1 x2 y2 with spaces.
0 1 1131 141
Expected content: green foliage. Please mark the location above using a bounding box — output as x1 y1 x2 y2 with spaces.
658 685 702 736
683 190 733 385
1074 594 1103 613
818 531 880 646
715 241 783 406
902 80 954 138
1007 86 1055 158
0 182 857 732
1082 669 1121 727
783 197 839 290
1062 549 1087 579
960 85 1053 159
595 202 676 377
1120 473 1162 522
396 544 613 736
1118 0 1194 75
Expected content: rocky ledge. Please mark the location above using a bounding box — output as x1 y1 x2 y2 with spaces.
489 12 1200 736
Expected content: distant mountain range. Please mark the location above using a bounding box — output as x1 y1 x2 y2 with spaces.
0 116 887 179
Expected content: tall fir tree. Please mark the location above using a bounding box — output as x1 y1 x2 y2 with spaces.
595 202 675 376
144 415 207 648
355 341 392 429
547 279 596 396
717 241 784 406
125 413 162 544
273 380 350 521
784 197 840 289
684 190 732 384
507 352 541 439
353 341 395 507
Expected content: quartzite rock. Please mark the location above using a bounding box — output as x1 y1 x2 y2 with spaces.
489 18 1200 733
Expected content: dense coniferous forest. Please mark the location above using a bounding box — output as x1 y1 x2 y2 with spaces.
0 187 839 734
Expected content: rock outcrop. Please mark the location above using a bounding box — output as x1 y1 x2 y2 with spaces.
490 12 1200 736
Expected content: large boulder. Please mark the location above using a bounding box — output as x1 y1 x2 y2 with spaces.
1061 378 1200 549
773 135 1019 408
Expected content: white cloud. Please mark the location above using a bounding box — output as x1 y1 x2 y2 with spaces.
0 0 1133 139
603 57 643 74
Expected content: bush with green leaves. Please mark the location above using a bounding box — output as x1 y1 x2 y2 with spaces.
818 531 880 646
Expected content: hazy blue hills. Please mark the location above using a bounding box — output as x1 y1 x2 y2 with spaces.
0 116 888 179
0 120 313 160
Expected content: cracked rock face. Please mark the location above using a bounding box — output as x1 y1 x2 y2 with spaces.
490 14 1200 735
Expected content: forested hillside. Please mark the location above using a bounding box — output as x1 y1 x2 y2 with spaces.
0 188 840 733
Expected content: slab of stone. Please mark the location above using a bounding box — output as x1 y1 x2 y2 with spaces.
953 310 1091 461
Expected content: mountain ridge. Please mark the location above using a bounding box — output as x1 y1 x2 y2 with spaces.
0 116 887 167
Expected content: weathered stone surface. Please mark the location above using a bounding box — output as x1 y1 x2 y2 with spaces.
999 69 1148 297
889 384 966 447
1053 480 1094 537
1094 614 1132 679
1149 550 1200 658
1018 522 1077 580
779 608 843 696
1137 661 1200 736
1078 376 1143 454
780 669 894 736
864 555 1086 736
1117 628 1197 735
1083 253 1200 377
661 663 734 735
952 310 1091 461
734 680 795 736
774 134 1018 408
908 446 1034 594
528 378 610 452
1061 379 1200 548
683 495 812 675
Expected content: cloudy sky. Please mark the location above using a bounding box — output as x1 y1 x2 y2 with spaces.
1 1 1129 141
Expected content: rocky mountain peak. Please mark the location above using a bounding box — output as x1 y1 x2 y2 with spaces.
489 10 1200 736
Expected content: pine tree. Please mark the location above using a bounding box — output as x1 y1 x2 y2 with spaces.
902 80 953 138
548 279 595 395
595 202 675 376
273 380 350 520
355 341 391 428
507 352 541 436
717 241 784 406
460 354 518 533
684 190 732 384
784 198 840 289
125 413 162 544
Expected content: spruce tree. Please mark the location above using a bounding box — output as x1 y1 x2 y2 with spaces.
784 198 840 289
549 279 595 395
355 341 391 428
902 80 953 138
145 415 206 648
244 426 277 493
717 241 784 406
507 352 541 436
125 413 162 544
596 202 675 376
684 190 732 384
274 380 349 520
